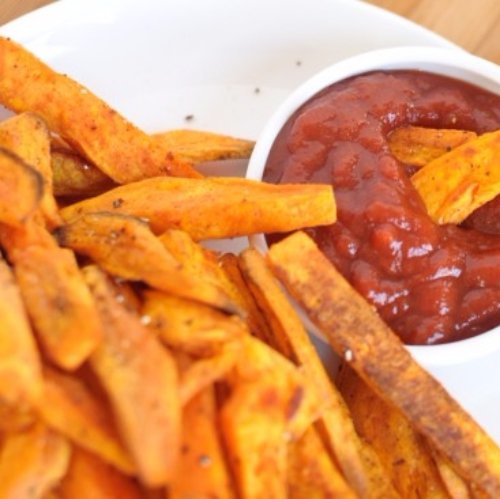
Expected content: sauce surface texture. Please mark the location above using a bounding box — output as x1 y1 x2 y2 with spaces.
264 70 500 344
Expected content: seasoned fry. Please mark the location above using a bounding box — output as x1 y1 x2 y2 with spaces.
287 425 356 499
84 265 181 487
220 336 322 499
153 128 254 164
0 146 43 226
238 247 397 498
0 36 200 182
0 256 42 428
0 422 70 499
388 125 477 167
267 231 500 497
51 149 115 197
179 341 242 405
411 129 500 224
58 447 143 499
169 387 235 499
60 176 336 239
56 212 237 313
142 291 246 356
0 112 60 227
337 363 449 498
37 366 134 475
11 239 102 370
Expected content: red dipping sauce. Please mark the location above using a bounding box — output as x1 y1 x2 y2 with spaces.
264 70 500 345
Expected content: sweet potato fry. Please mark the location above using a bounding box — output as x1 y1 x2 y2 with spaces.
0 146 43 226
153 128 254 164
0 112 60 227
238 247 397 498
11 241 102 370
220 336 322 499
411 129 500 224
142 291 246 356
37 367 134 475
337 364 449 498
0 256 42 428
178 341 242 405
0 36 200 182
170 386 235 499
83 265 181 487
0 422 70 499
287 425 356 499
267 231 500 497
51 149 115 197
55 212 237 313
59 176 336 239
388 126 477 167
58 447 143 499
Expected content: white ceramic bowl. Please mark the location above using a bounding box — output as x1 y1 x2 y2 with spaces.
246 46 500 443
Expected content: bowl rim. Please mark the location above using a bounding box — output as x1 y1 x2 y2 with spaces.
246 45 500 366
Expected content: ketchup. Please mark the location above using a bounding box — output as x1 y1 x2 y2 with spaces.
264 70 500 344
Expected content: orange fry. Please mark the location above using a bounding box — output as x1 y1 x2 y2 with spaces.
267 231 500 497
170 387 235 499
11 239 102 370
37 366 134 475
153 128 254 164
0 36 199 182
0 422 70 499
58 447 143 499
238 247 396 498
0 256 42 425
142 291 246 356
411 129 500 224
55 212 237 313
0 112 60 227
60 176 336 240
0 146 42 226
84 265 181 487
388 125 477 167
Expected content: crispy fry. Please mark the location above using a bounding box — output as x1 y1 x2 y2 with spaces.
431 450 473 499
37 366 134 475
153 128 254 164
179 341 242 405
267 231 500 497
55 212 237 313
411 129 500 224
0 422 70 499
142 291 246 356
58 447 143 499
170 386 235 499
287 425 356 499
59 176 336 239
0 112 60 227
0 36 200 182
10 238 102 370
388 126 477 167
51 149 115 197
0 146 43 226
337 363 449 498
238 247 397 498
220 336 322 499
0 256 42 429
84 265 181 487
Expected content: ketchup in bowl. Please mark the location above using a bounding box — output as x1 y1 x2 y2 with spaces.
262 70 500 345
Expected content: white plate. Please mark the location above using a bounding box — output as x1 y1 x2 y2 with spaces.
4 0 497 443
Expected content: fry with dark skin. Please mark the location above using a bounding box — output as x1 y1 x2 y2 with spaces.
267 231 500 497
60 176 336 240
